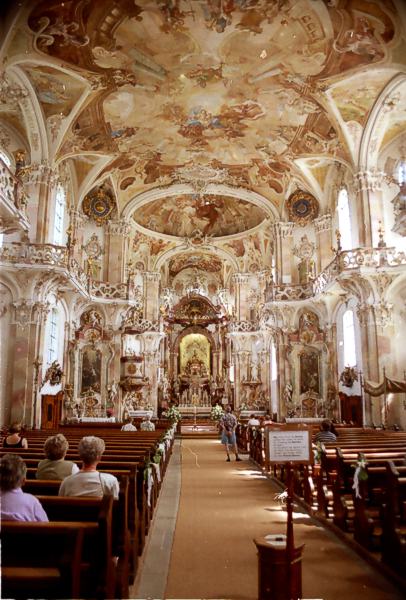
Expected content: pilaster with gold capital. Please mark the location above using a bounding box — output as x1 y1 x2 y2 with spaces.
353 170 386 246
8 300 40 426
273 221 294 284
231 272 250 320
142 272 161 321
314 214 333 271
67 208 87 263
356 303 379 425
106 219 132 282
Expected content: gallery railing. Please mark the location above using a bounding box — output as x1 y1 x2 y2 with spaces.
2 241 405 304
265 246 406 302
0 242 140 301
0 159 29 231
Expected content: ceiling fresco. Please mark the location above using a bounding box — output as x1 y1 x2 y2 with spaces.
169 253 223 276
1 0 405 267
132 193 266 237
11 0 398 198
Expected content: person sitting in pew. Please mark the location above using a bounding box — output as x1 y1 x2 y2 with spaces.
121 417 137 432
36 434 79 480
1 454 48 522
59 436 119 499
314 419 337 443
140 415 155 431
2 422 28 449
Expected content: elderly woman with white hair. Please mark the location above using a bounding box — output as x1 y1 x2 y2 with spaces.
58 436 119 499
36 433 79 480
1 454 48 521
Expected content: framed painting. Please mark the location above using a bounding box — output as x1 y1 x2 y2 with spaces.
300 350 320 395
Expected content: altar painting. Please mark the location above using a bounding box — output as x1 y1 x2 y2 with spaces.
180 334 210 377
81 347 102 393
300 350 320 396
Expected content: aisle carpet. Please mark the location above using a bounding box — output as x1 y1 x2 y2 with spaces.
163 438 403 600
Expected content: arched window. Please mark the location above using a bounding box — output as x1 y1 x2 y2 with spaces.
44 294 61 369
53 185 66 245
337 188 352 250
343 309 357 367
398 160 406 186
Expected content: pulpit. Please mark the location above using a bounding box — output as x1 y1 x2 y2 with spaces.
41 391 63 429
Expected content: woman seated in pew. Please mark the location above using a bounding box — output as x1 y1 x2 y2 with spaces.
121 417 137 431
2 422 28 449
314 419 337 443
36 434 79 480
59 436 119 499
140 415 155 431
1 454 48 522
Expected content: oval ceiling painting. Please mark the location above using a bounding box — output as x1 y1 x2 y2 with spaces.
133 194 267 238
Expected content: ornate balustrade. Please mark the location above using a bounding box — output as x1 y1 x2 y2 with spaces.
0 242 68 266
230 320 259 332
0 159 29 232
312 258 340 296
0 243 133 301
265 246 406 303
90 279 128 299
339 247 406 269
0 159 18 205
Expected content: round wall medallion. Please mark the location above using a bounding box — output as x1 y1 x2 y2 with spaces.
82 187 115 225
286 190 319 226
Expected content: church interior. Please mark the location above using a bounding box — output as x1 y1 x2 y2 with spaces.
1 0 406 598
1 0 406 430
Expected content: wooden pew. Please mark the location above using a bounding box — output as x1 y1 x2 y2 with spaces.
37 491 129 599
381 461 406 574
1 521 89 600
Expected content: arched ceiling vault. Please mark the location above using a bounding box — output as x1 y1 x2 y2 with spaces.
1 0 405 278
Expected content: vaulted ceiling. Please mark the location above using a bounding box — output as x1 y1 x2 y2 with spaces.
1 0 405 284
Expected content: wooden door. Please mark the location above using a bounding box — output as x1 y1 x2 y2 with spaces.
41 392 63 429
339 392 362 426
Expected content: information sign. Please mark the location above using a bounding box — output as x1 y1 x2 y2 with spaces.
265 425 312 465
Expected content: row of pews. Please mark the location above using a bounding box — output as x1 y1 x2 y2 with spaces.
237 424 406 584
0 422 176 599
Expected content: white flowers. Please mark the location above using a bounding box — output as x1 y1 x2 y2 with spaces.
163 406 182 422
210 405 224 421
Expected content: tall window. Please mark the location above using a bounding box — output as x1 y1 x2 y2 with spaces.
337 188 352 250
46 307 59 366
53 186 66 245
271 341 277 381
398 160 406 185
343 309 357 367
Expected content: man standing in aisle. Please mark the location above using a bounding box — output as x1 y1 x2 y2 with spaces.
219 406 242 462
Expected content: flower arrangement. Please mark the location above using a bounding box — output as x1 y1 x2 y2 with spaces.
163 405 182 423
352 452 368 499
210 404 224 421
313 441 326 464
